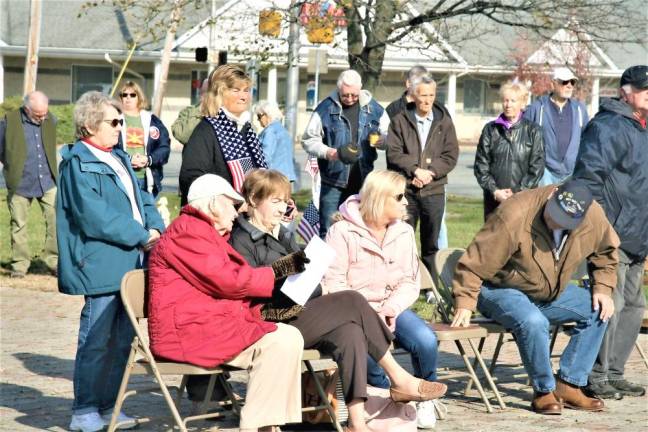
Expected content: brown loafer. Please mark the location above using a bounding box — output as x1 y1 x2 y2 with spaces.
532 391 562 415
555 378 605 411
390 380 447 403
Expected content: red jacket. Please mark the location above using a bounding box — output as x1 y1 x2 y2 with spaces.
148 206 277 367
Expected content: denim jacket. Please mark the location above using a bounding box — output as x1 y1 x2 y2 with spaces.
302 90 388 188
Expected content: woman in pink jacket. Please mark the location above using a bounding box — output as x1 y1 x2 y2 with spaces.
323 169 441 429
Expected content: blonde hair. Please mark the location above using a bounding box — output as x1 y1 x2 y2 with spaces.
119 80 148 110
201 65 252 117
359 170 407 224
499 80 529 101
242 169 291 207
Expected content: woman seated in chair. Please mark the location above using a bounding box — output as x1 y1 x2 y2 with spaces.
148 173 309 432
322 169 442 429
57 91 165 432
228 169 446 432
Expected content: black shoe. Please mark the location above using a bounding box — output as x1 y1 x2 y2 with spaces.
584 381 623 400
609 379 646 397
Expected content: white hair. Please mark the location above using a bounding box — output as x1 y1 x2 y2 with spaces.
189 195 217 216
337 69 362 89
408 75 436 96
621 84 633 95
254 100 284 122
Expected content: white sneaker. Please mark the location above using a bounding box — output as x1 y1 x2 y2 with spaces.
69 412 105 432
431 399 447 420
100 411 137 430
416 400 437 429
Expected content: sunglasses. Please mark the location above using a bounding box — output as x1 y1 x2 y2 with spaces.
120 92 137 98
103 118 124 128
394 193 405 202
557 79 576 86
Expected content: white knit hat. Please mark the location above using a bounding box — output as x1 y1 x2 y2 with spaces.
187 174 243 204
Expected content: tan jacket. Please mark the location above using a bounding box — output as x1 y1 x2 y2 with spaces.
453 186 619 311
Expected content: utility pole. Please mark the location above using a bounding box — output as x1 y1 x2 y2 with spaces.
23 0 42 95
208 0 217 74
152 0 182 117
284 0 301 142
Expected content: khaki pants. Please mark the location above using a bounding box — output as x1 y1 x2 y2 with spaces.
7 187 58 273
224 323 304 429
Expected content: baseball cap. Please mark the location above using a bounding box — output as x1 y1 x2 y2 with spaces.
545 179 593 230
552 67 578 82
620 65 648 90
187 174 243 204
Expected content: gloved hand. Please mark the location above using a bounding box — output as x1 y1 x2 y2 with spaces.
337 144 360 164
271 250 310 279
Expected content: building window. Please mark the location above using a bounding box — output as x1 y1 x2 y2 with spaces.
463 79 484 114
71 65 113 102
191 70 209 105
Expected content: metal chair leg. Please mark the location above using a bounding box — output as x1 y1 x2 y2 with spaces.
108 346 138 432
636 339 648 370
455 340 493 413
467 338 507 410
464 336 486 394
304 360 344 432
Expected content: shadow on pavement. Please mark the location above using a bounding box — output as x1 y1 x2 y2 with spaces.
0 382 72 430
14 352 74 381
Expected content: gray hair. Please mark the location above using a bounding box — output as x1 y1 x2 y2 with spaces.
337 69 362 89
408 75 436 96
621 84 633 95
189 195 216 215
23 91 48 109
74 91 122 139
406 65 428 83
254 100 284 122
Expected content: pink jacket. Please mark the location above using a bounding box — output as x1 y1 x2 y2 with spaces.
322 195 421 316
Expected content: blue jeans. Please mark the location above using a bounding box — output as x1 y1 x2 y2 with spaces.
477 283 608 393
318 183 344 239
72 293 135 415
367 309 438 388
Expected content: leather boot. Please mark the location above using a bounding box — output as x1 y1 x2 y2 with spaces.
532 391 562 415
555 378 605 411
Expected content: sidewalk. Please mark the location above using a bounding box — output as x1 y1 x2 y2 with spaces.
1 280 647 431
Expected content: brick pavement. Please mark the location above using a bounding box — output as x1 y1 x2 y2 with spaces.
1 283 647 432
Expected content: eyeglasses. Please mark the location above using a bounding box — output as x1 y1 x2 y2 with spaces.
394 193 405 202
120 92 137 98
340 93 359 99
557 79 576 86
103 118 124 128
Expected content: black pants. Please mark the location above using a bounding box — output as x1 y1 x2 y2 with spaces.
188 291 393 403
405 190 445 276
482 190 500 221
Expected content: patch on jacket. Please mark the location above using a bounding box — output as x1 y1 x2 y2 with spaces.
149 126 160 140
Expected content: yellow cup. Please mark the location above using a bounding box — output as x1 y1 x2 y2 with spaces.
368 132 380 147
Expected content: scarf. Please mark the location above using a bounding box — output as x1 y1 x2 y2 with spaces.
205 109 268 191
494 112 521 130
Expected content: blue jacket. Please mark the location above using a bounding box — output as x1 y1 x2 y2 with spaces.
302 90 387 188
56 141 165 296
573 98 648 259
258 120 297 181
117 111 171 196
523 94 588 178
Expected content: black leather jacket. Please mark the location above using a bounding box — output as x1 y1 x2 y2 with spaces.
474 117 545 195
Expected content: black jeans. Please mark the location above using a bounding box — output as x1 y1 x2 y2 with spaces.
405 190 445 276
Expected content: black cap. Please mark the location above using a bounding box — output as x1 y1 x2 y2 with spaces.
546 179 593 230
620 65 648 90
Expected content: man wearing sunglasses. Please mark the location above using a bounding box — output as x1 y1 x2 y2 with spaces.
524 67 589 185
0 91 58 278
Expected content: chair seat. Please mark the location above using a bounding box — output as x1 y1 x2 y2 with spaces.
302 349 325 361
133 358 226 375
430 323 488 340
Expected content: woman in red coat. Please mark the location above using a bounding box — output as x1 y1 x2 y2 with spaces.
148 173 309 432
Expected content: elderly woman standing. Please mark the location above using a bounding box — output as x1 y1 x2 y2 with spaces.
254 101 297 183
117 80 171 197
179 65 268 204
57 91 164 432
229 169 446 432
323 169 442 430
148 173 308 432
474 81 545 220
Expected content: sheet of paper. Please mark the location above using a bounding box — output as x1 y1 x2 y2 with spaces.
280 236 336 306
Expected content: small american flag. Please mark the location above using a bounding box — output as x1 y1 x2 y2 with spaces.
304 157 319 178
297 201 321 243
227 157 255 192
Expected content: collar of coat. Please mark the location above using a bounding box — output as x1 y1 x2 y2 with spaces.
235 214 292 243
180 205 232 240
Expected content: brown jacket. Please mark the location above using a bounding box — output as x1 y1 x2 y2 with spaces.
386 103 459 196
453 186 619 311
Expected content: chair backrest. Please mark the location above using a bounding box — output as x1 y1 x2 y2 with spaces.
120 269 154 358
432 248 466 323
418 258 452 324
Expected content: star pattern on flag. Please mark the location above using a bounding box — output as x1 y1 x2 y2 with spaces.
297 201 321 243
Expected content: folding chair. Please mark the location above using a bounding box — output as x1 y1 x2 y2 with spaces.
420 258 506 412
108 269 241 432
636 310 648 370
301 349 345 432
